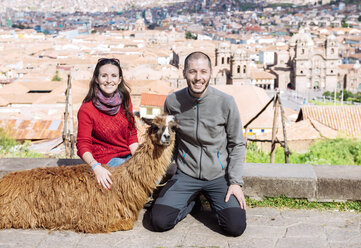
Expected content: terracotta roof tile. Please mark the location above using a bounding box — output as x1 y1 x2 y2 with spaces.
250 69 277 80
297 106 361 137
19 120 31 129
257 118 338 141
140 93 167 107
0 119 63 140
213 85 281 129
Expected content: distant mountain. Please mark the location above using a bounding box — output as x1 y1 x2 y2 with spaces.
0 0 189 13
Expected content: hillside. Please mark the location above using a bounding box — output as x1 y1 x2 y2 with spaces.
0 0 188 13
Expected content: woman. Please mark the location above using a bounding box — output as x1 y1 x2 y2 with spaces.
77 58 139 190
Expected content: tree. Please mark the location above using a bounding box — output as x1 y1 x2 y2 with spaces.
185 31 197 40
52 70 61 81
322 91 331 97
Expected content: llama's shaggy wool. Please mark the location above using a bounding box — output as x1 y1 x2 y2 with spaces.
0 115 176 233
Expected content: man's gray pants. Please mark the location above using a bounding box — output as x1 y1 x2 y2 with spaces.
151 170 247 236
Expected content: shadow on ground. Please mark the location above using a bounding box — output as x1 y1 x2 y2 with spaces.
142 207 228 236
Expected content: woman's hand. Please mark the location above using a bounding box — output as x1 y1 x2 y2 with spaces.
93 165 113 190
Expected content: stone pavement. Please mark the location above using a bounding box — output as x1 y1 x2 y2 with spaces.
0 207 360 248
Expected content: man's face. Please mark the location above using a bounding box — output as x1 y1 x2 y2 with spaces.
183 58 211 98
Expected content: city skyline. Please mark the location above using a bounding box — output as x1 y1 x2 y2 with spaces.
0 0 359 154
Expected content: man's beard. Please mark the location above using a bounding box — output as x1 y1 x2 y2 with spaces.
187 79 210 97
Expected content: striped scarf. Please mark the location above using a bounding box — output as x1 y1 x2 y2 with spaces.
92 88 122 116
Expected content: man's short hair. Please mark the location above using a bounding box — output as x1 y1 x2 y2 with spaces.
184 51 212 71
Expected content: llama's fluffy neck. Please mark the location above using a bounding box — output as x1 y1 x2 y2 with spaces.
113 133 175 192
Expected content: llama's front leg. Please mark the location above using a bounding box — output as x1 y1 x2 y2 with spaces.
78 218 136 233
106 218 136 232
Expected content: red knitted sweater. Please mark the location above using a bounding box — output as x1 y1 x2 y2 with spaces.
76 100 138 164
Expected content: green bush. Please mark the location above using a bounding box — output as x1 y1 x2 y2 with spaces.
246 138 361 165
0 129 43 158
0 128 18 153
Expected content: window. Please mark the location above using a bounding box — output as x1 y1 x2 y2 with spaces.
146 108 152 115
227 57 230 64
237 65 240 74
222 57 224 64
243 65 246 73
28 90 52 93
313 81 319 90
331 48 334 54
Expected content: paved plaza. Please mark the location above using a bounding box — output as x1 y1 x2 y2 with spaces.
0 207 360 248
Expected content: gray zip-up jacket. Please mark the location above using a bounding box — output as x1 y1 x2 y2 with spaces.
164 86 246 186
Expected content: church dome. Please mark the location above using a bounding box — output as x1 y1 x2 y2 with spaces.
353 61 360 70
218 42 231 51
327 34 336 41
289 27 314 46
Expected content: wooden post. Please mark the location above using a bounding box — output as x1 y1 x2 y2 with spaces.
63 73 75 158
270 93 279 163
278 95 289 163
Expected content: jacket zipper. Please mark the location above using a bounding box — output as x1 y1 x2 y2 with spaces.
217 150 224 169
181 152 187 166
196 100 202 178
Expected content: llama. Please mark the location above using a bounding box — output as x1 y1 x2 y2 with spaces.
0 115 177 233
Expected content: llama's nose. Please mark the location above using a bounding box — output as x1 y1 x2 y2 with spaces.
163 134 170 139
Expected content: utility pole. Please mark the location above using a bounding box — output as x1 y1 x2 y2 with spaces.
270 92 279 163
341 82 344 106
63 73 75 158
278 95 289 163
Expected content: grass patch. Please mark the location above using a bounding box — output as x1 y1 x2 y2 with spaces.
309 100 351 106
246 138 361 165
246 196 361 212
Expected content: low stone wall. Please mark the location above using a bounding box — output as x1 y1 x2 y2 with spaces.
0 158 360 201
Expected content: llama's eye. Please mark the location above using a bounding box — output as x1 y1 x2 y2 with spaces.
171 126 177 132
151 124 159 131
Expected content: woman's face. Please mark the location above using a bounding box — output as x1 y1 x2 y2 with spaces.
96 64 121 97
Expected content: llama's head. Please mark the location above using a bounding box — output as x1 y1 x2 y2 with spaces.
143 115 177 146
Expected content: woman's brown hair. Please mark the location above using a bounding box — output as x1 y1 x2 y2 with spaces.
83 58 135 129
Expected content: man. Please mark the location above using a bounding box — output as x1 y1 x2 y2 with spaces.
151 51 247 236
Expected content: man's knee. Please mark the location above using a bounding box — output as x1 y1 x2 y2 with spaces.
217 208 247 237
151 204 180 232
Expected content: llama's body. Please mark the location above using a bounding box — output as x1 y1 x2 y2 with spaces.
0 115 177 233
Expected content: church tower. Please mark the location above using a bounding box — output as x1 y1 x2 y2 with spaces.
324 34 338 91
291 28 313 93
215 42 231 70
230 48 251 85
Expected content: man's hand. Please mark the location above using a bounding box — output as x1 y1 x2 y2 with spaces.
93 165 113 190
225 184 247 209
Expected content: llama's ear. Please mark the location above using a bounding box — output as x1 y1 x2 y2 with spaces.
141 117 153 126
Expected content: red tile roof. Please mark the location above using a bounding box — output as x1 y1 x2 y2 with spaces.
0 119 63 140
257 118 338 141
297 106 361 137
140 93 167 107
